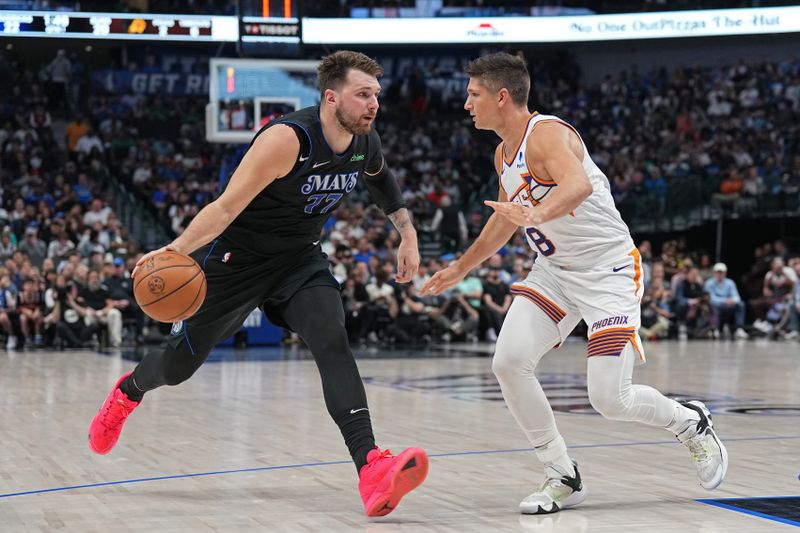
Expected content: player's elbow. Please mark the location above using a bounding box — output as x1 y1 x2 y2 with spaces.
211 199 239 227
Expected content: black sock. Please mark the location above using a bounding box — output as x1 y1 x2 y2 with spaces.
354 443 374 473
119 374 145 403
333 411 375 472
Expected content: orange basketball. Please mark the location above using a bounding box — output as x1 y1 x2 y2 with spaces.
133 250 207 323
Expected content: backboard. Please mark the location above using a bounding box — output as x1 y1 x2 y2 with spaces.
206 57 319 143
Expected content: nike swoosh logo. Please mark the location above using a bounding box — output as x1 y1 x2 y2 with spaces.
299 155 309 162
313 161 330 168
312 240 320 246
612 264 630 272
349 407 369 414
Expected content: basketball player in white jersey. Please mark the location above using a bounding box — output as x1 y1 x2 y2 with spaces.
422 52 728 514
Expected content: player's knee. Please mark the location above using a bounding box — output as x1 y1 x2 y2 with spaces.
161 362 197 386
314 321 349 354
293 310 349 359
492 344 534 380
160 346 203 386
491 351 515 380
588 386 631 420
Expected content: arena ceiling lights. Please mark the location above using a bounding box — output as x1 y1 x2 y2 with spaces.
302 5 800 44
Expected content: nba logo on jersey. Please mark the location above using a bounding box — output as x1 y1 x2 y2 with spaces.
221 252 231 263
516 152 525 169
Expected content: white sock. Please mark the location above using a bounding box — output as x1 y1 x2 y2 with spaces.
666 403 701 436
535 435 575 478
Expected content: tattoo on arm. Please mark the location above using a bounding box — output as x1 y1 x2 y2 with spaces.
388 208 414 233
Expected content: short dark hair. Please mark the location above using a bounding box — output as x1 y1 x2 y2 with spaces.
317 51 384 99
465 52 530 106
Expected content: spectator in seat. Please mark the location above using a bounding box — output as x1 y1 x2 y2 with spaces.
704 262 748 339
640 285 673 340
362 268 397 341
105 257 143 342
430 195 467 253
751 257 795 325
711 167 744 212
0 273 18 349
47 231 75 263
0 227 17 260
341 271 369 343
674 267 706 332
17 277 44 347
481 266 511 341
385 284 430 344
82 198 112 227
65 112 88 154
430 288 479 342
74 270 123 348
74 126 103 159
56 279 100 348
455 267 483 308
19 226 47 270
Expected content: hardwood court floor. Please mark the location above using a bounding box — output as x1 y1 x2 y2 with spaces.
0 339 797 532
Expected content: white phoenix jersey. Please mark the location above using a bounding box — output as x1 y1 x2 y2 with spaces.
500 112 634 269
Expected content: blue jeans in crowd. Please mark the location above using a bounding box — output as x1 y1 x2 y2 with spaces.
711 301 745 330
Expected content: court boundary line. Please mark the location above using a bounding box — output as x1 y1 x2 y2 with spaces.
0 434 798 500
697 498 800 528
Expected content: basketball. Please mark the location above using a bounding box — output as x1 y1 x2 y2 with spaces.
133 250 207 323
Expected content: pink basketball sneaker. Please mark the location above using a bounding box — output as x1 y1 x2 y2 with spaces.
88 372 140 454
358 447 429 517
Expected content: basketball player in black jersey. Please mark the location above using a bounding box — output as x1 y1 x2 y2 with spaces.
88 51 428 517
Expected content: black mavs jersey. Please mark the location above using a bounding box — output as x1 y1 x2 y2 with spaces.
221 106 383 256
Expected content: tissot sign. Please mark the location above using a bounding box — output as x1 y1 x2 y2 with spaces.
302 6 800 44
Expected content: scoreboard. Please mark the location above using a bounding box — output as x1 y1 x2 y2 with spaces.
0 11 238 42
0 1 302 55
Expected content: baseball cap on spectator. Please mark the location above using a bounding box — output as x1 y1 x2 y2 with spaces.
712 262 728 273
440 253 456 262
25 226 37 236
113 257 125 267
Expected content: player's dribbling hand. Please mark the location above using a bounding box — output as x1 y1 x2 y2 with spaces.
131 243 181 280
395 238 420 283
420 265 465 296
484 200 541 226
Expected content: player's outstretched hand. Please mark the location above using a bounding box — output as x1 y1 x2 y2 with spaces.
420 265 465 296
132 243 181 280
396 238 420 283
484 200 540 227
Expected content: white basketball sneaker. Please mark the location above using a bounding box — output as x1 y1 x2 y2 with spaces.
519 462 587 515
676 400 728 490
